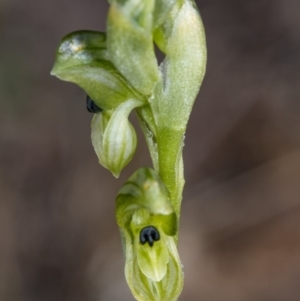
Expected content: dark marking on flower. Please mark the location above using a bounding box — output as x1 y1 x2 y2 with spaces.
140 226 160 247
86 95 102 113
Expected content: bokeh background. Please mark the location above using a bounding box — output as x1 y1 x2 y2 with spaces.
1 0 300 300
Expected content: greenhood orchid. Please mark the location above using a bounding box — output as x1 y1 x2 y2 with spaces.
51 0 206 300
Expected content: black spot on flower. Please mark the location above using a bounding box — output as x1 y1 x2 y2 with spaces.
86 95 102 113
140 226 160 247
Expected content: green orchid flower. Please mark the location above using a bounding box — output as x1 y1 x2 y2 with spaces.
116 168 183 301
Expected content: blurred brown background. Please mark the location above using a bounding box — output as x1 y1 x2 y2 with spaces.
1 0 300 300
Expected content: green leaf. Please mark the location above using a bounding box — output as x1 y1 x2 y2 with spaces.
51 30 141 110
153 0 207 131
107 2 159 95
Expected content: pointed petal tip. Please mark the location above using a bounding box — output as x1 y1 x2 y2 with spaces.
112 171 120 178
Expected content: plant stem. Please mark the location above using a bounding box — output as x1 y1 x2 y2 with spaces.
156 127 185 241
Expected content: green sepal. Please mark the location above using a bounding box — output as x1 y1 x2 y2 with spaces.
91 99 143 177
153 0 182 53
51 30 140 110
107 2 159 95
110 0 178 30
116 168 177 235
153 0 178 29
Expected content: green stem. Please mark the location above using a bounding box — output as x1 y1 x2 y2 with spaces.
156 127 185 240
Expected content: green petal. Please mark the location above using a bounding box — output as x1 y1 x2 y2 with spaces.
149 235 183 301
91 99 143 177
51 30 140 110
136 235 169 282
123 229 183 301
91 111 111 169
107 2 159 95
153 0 178 29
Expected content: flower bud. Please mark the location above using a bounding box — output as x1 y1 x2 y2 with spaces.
116 168 183 301
91 99 143 177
